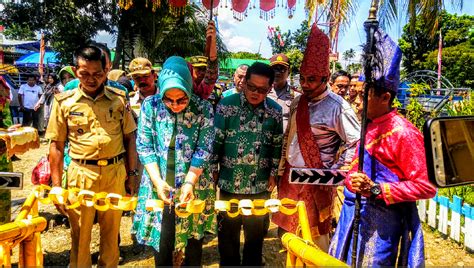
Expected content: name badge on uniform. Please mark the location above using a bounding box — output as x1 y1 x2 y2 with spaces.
70 111 84 116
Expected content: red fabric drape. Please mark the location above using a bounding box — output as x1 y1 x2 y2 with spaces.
202 0 220 10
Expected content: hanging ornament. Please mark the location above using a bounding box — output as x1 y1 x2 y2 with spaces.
118 0 134 10
260 0 276 21
232 0 250 21
202 0 220 10
287 0 296 18
169 0 187 16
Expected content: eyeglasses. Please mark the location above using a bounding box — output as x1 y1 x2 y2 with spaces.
272 66 288 73
246 83 270 94
162 96 189 106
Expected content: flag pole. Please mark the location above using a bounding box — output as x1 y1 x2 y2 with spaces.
351 0 379 267
205 0 214 57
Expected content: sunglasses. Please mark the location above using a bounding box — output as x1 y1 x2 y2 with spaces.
247 83 270 94
162 96 189 106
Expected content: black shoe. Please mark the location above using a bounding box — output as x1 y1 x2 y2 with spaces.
11 155 21 161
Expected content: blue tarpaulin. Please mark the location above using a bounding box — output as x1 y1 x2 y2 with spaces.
14 51 60 67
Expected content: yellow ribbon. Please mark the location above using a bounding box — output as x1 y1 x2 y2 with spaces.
30 186 301 217
279 198 298 215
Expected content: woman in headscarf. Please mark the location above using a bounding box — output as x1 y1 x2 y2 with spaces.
132 56 216 266
34 73 61 128
58 66 75 86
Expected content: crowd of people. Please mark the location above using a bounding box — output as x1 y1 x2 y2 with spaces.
5 20 437 267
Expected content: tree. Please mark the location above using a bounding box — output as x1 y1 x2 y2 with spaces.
267 26 293 54
342 48 355 62
399 11 474 86
285 48 304 75
2 23 36 40
423 42 474 88
2 0 116 64
112 2 228 67
229 51 265 60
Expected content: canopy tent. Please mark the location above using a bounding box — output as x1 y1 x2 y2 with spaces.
219 58 270 73
14 52 60 67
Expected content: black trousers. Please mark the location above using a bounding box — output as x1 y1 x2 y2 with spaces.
22 108 40 130
217 190 268 266
153 205 203 267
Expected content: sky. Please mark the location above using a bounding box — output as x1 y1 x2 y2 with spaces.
96 0 474 63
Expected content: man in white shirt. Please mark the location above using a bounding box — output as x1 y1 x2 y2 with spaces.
19 74 43 130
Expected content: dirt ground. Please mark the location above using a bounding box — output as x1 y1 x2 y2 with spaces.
8 144 474 266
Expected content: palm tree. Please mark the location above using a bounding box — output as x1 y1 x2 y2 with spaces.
304 0 464 39
113 2 228 67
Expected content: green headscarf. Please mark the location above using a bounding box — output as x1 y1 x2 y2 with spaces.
158 56 193 99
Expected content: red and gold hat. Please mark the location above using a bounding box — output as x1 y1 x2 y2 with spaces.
300 24 330 77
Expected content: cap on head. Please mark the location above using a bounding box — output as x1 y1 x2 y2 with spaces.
270 53 290 67
189 56 208 68
300 24 330 77
128 57 153 76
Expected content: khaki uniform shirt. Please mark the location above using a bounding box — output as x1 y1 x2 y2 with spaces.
46 86 137 160
268 83 299 131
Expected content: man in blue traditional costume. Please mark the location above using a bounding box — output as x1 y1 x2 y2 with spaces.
328 28 437 267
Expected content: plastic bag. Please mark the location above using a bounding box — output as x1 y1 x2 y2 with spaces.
31 156 51 185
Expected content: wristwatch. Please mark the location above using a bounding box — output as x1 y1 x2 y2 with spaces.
128 169 139 177
370 183 382 197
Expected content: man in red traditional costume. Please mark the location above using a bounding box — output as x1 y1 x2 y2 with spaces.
272 24 360 251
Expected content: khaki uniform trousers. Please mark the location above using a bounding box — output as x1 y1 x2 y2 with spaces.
66 159 126 268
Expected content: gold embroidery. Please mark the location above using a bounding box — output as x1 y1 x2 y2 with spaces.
383 183 395 204
365 126 403 150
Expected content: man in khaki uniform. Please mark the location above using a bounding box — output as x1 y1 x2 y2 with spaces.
128 57 159 116
46 45 137 267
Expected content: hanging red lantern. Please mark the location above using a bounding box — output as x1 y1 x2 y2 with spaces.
259 0 276 20
202 0 220 10
232 0 250 21
287 0 296 18
168 0 187 16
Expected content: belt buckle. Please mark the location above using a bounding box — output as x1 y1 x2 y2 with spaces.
97 159 108 166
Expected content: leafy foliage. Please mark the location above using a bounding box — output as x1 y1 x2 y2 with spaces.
399 11 474 87
2 0 117 64
229 51 265 60
2 23 36 40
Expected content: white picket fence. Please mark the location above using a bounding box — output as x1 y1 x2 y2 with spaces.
417 194 474 251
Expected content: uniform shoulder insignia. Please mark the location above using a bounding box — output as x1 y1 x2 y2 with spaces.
54 90 75 101
106 86 126 97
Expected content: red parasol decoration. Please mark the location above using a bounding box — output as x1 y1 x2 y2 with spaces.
168 0 188 16
260 0 276 20
202 0 220 9
232 0 250 21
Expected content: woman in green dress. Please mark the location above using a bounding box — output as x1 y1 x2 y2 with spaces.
132 56 216 266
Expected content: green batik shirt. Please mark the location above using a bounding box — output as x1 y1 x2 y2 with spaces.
212 92 283 194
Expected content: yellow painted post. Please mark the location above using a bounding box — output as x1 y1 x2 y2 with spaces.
15 192 37 222
296 201 313 243
0 244 11 267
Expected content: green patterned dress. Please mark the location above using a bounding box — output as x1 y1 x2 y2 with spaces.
131 94 216 254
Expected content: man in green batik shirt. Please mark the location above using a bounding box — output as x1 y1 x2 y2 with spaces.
212 62 283 266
